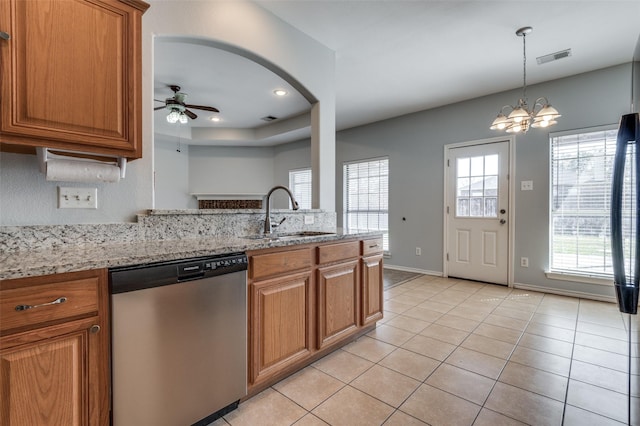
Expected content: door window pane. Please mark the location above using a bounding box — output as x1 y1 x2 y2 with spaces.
455 154 500 218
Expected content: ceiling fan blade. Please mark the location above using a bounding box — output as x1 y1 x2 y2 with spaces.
154 106 166 111
184 109 198 120
184 104 220 113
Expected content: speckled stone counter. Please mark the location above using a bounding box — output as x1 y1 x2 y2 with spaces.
0 230 379 280
0 209 384 280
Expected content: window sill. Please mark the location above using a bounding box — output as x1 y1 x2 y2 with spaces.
545 271 613 286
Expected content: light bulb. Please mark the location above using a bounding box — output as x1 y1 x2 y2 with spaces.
179 113 188 124
167 110 180 123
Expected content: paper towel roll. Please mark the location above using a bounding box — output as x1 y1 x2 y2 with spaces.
45 159 121 183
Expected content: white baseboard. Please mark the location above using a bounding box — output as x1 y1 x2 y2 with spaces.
383 264 442 277
513 282 617 304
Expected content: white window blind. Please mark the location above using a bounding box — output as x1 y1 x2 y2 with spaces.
343 158 389 251
289 168 312 209
550 127 631 276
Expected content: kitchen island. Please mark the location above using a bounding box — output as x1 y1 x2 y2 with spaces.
0 210 384 425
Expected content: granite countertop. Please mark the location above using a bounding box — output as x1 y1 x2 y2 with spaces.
0 231 382 281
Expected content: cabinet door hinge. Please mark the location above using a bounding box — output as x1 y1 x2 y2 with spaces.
447 206 450 214
446 253 449 261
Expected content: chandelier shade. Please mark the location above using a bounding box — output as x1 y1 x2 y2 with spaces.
490 27 561 133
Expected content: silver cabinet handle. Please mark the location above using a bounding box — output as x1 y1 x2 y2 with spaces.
15 296 67 311
0 32 10 40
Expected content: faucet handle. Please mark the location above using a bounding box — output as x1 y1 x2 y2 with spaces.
271 217 286 229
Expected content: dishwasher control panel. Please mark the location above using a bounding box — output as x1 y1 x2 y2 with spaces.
110 253 248 294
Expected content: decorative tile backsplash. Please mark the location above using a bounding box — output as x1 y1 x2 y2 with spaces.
0 210 337 253
198 200 263 209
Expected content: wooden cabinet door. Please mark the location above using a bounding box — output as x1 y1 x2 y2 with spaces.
361 254 384 326
0 0 147 158
0 317 103 426
249 271 313 385
317 260 359 349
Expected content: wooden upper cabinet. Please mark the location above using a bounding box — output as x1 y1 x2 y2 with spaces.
0 0 149 158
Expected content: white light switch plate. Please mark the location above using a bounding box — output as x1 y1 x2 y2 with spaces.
58 187 98 209
304 215 314 225
521 180 533 191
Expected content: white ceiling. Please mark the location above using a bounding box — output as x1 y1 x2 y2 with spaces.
154 1 640 147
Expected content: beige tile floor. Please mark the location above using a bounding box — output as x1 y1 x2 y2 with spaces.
213 276 640 426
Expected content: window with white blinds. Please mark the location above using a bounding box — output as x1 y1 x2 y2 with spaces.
289 168 312 209
550 127 627 276
343 158 389 251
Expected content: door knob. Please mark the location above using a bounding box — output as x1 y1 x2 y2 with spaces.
500 209 506 214
499 219 506 225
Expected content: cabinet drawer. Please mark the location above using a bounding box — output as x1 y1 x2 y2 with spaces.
317 241 359 265
250 248 312 280
0 276 99 334
362 238 384 256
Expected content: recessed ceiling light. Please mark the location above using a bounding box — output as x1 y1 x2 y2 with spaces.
209 116 221 122
273 89 288 96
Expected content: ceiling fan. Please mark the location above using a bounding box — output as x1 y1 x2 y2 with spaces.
154 85 219 123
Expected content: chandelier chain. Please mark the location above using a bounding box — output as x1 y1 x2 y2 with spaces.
522 32 527 101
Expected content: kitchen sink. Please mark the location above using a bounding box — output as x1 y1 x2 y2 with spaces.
243 231 336 240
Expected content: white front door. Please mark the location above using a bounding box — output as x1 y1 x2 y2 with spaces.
446 141 510 285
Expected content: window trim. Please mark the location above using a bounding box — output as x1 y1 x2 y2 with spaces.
343 156 389 253
547 123 619 279
288 167 312 210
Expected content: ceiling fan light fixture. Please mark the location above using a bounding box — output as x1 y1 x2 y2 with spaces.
167 110 181 123
490 26 560 134
179 113 188 124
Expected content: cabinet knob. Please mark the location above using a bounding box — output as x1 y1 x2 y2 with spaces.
89 325 101 334
0 32 10 40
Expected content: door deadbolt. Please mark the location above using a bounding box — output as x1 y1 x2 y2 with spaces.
500 209 506 214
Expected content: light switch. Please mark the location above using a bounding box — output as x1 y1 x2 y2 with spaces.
304 215 314 224
521 180 533 191
58 187 98 209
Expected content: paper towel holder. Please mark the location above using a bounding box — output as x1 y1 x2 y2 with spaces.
36 147 127 180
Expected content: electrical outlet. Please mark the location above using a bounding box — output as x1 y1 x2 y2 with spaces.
304 215 314 225
58 187 97 209
416 247 422 256
520 257 529 268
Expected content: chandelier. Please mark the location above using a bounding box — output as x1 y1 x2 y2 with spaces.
490 26 561 133
166 108 188 124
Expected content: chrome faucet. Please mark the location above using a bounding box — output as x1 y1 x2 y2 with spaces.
264 185 299 234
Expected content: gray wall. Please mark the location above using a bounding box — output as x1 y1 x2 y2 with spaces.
336 64 632 298
152 142 310 209
155 139 195 209
0 151 148 225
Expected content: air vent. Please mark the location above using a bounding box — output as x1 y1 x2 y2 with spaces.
536 48 572 65
261 115 278 122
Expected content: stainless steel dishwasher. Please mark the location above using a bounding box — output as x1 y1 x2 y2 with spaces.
109 253 247 426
